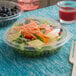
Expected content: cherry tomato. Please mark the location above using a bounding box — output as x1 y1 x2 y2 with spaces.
21 32 33 39
25 35 33 39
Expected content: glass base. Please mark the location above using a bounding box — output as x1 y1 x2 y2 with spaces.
60 19 76 24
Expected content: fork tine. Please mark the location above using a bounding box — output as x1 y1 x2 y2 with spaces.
73 41 76 58
69 40 74 63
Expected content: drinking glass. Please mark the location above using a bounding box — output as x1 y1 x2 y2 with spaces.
57 1 76 24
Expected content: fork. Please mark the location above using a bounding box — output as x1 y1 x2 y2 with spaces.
69 40 76 76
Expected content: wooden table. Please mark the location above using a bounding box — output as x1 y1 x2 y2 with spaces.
0 5 74 76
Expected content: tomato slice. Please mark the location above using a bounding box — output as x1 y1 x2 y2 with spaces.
21 32 33 39
25 35 33 39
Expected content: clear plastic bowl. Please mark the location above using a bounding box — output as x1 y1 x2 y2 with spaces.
4 17 72 57
0 1 23 27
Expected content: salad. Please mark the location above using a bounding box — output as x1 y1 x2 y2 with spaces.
7 18 63 49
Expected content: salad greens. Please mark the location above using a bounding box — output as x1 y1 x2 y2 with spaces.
7 19 63 49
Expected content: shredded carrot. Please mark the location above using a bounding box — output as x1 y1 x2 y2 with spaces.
41 23 47 27
36 33 49 43
44 30 52 34
43 34 50 39
14 20 54 43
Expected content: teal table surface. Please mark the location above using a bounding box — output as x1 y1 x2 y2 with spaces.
0 5 76 76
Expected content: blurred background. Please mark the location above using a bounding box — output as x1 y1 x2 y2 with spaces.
2 0 61 9
2 0 76 11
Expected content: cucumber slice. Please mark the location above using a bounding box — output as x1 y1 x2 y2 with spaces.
46 29 60 42
28 39 44 49
20 43 25 50
7 29 21 42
